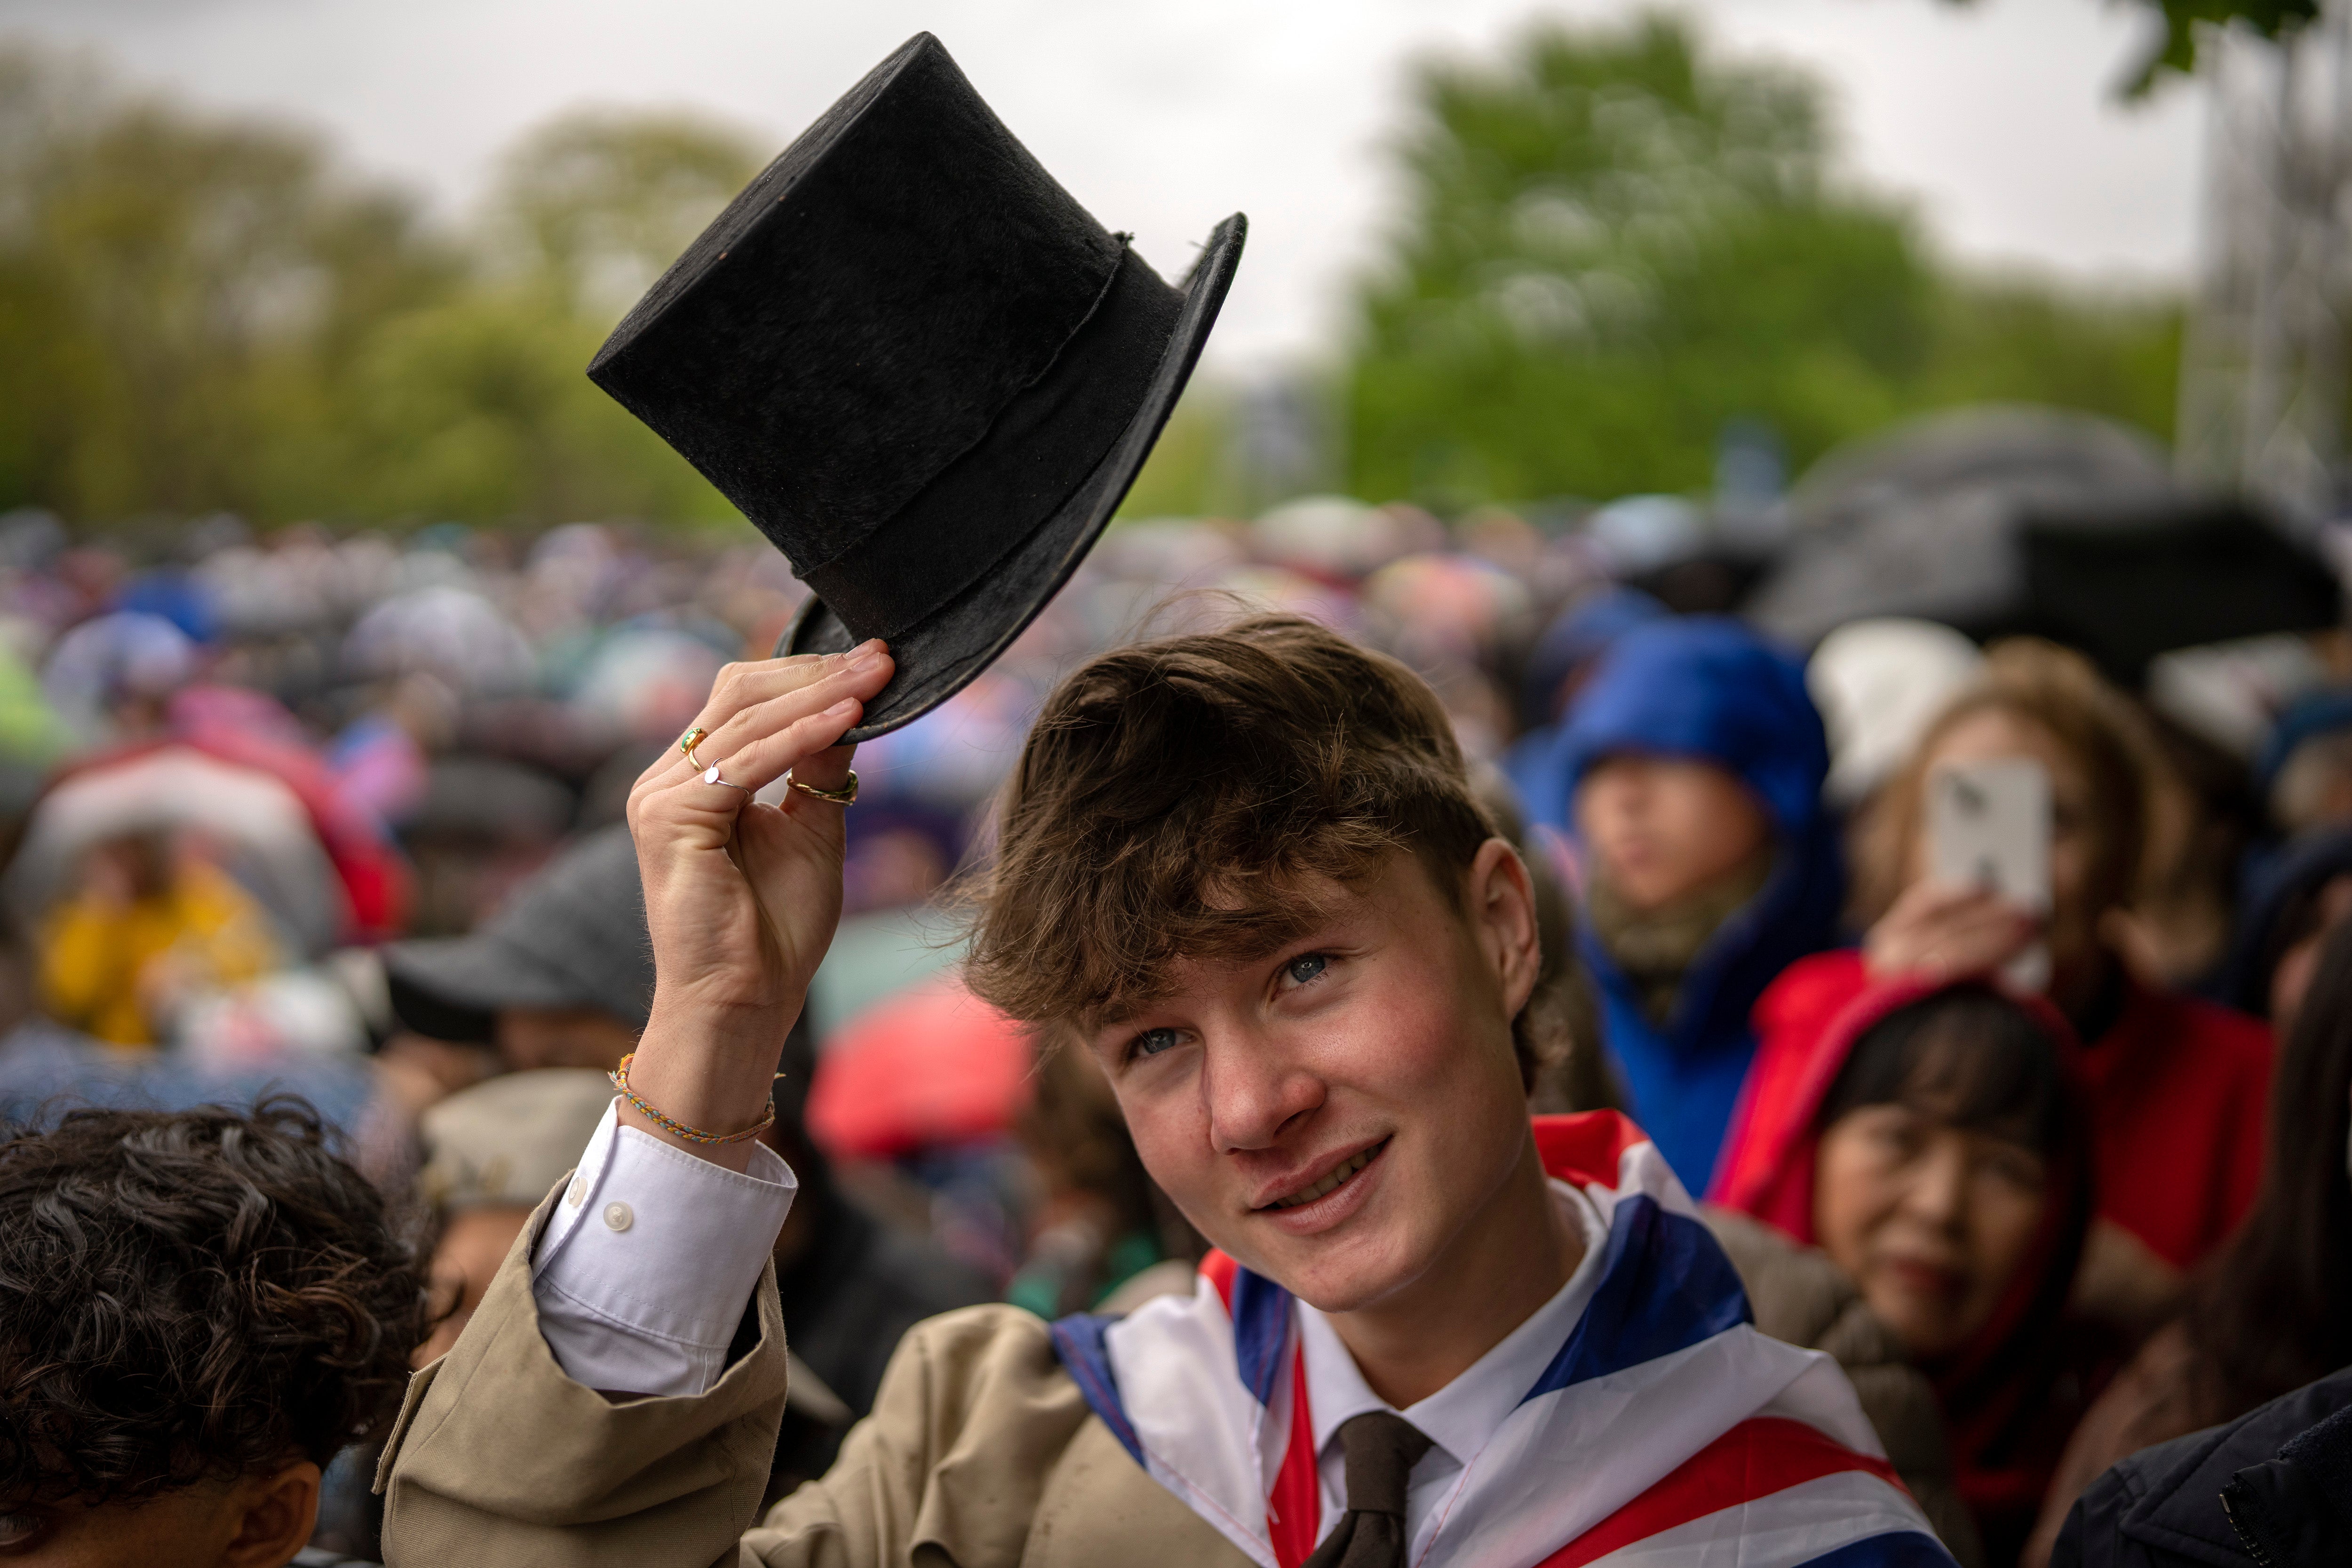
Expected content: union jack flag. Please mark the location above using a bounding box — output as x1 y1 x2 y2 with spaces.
1053 1112 1957 1568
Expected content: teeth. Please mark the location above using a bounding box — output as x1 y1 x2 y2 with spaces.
1274 1146 1378 1209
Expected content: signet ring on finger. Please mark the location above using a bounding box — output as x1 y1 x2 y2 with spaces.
701 763 754 799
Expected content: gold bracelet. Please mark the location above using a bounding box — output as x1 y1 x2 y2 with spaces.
608 1052 778 1146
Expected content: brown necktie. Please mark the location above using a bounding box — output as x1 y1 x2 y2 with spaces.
1301 1411 1434 1568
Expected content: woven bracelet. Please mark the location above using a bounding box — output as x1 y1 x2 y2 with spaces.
608 1052 778 1146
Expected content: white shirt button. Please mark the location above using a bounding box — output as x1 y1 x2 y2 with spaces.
603 1201 634 1233
566 1178 587 1208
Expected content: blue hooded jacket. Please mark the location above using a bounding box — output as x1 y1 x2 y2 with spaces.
1509 617 1843 1191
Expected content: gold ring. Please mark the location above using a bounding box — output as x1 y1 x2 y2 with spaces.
700 764 754 798
785 769 858 806
677 726 707 756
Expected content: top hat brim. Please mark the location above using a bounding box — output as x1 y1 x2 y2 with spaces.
781 214 1246 741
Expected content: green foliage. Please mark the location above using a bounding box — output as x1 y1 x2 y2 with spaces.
1918 274 2181 437
0 44 747 529
1115 390 1236 520
1941 0 2321 96
1346 16 1934 508
1344 14 2187 509
491 108 763 317
0 23 2201 530
2116 1 2316 95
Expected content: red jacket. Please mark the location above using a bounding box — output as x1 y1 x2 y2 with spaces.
1727 949 2272 1272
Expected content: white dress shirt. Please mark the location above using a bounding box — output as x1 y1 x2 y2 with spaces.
531 1100 797 1396
1293 1178 1611 1558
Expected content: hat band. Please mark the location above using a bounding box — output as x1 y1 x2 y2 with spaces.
795 247 1184 642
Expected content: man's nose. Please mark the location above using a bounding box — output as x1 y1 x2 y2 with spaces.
1201 1028 1324 1154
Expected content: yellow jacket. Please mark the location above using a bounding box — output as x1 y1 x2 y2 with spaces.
40 860 282 1046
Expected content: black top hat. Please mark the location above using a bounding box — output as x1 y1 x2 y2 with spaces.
588 33 1244 739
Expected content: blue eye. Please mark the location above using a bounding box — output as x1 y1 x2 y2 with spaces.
1132 1027 1181 1059
1285 953 1329 986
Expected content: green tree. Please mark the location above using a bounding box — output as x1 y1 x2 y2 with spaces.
1942 0 2325 95
0 45 750 529
1345 14 1934 508
327 287 724 524
0 43 464 522
311 109 763 526
2127 1 2319 90
1918 275 2182 437
492 108 763 319
1344 13 2191 509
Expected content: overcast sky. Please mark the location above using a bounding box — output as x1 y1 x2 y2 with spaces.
0 0 2207 371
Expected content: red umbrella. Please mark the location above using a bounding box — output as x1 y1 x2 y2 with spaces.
805 979 1034 1159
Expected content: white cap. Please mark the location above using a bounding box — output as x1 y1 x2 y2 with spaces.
1809 618 1986 808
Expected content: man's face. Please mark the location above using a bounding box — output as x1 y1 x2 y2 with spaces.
1083 845 1541 1313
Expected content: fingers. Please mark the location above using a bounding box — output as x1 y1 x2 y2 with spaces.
1888 878 2009 923
630 648 892 840
642 641 892 792
711 696 866 799
785 736 857 797
637 640 890 789
1868 885 2040 980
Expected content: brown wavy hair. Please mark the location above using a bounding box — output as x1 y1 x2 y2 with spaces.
966 614 1554 1076
0 1097 430 1505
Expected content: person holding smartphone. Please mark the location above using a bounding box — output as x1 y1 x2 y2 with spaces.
1718 640 2273 1341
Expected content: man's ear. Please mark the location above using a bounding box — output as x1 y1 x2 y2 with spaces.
1466 838 1542 1020
220 1459 319 1568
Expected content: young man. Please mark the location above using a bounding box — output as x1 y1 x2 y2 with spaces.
0 1098 429 1567
380 617 1954 1567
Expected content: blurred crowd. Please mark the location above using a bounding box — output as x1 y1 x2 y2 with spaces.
2 410 2352 1564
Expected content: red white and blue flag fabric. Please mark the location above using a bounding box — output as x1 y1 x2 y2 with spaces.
1052 1112 1956 1568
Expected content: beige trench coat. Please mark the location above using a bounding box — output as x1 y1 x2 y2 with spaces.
379 1188 1975 1568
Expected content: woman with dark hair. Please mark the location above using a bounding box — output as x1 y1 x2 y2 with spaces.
1716 975 2117 1566
2023 910 2352 1562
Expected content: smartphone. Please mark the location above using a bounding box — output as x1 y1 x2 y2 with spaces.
1926 757 2051 991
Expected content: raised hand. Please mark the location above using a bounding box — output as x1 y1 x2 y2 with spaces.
620 639 894 1170
1863 878 2040 985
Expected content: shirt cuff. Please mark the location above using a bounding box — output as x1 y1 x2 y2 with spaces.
530 1100 796 1397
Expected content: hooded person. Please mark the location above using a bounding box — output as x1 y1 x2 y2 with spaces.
1510 616 1843 1190
1714 973 2115 1565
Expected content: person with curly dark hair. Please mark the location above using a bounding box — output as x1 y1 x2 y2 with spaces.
0 1096 431 1566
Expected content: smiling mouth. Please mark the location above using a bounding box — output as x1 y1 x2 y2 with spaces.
1263 1139 1389 1210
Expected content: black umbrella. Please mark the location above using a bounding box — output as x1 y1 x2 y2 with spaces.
1743 406 2343 683
2018 498 2341 685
